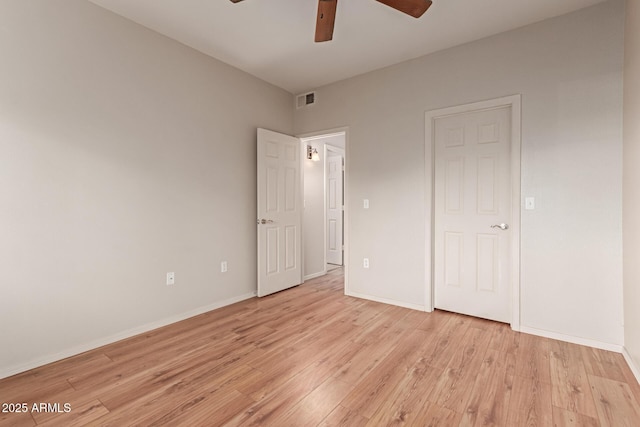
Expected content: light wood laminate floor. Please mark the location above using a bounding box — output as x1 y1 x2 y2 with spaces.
1 268 639 426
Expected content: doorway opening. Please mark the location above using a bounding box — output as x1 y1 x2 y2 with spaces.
300 130 348 287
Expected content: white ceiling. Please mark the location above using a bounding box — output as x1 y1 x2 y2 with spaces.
89 0 607 94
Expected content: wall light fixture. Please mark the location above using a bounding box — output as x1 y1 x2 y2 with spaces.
307 145 320 161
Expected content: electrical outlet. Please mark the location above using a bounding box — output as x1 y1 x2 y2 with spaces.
166 272 175 286
221 261 228 273
363 258 369 269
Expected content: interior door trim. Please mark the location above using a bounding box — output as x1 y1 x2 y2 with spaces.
425 95 522 331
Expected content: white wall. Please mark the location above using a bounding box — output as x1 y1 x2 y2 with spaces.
623 0 640 379
295 0 625 346
302 134 345 278
0 0 293 378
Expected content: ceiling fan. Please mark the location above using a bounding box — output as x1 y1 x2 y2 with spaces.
229 0 433 42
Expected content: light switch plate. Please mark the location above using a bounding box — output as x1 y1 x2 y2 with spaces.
525 197 535 210
363 199 369 209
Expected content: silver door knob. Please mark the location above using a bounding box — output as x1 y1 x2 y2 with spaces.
490 223 509 230
257 219 274 224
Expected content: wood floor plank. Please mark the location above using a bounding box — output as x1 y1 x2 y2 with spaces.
311 305 375 338
99 341 260 410
331 326 407 385
416 309 456 334
97 387 253 427
506 376 553 426
276 377 354 427
460 348 513 427
549 340 598 418
487 320 520 354
431 326 492 414
97 350 226 410
24 353 113 387
226 360 339 426
581 346 627 383
0 380 75 407
36 400 109 427
260 289 345 331
26 386 104 425
349 305 409 346
90 364 258 427
411 401 462 426
365 357 441 426
616 354 640 405
0 410 35 427
588 374 640 426
420 313 474 370
66 329 240 391
236 331 357 402
102 307 248 362
340 329 432 418
552 405 599 427
318 405 369 427
1 267 639 427
146 389 253 427
515 331 552 384
245 297 348 355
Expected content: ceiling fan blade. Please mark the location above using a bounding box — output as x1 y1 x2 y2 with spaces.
375 0 432 18
315 0 337 42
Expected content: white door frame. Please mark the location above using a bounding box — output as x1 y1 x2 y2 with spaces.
325 144 345 267
299 127 349 291
425 95 521 330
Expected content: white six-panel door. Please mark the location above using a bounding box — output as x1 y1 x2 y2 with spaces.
434 106 512 323
326 152 343 266
257 128 302 297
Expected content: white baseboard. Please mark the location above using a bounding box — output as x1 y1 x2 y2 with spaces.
519 326 623 353
623 347 640 385
345 290 426 312
0 292 256 380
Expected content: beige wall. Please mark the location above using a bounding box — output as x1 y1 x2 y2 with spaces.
623 0 640 379
0 0 293 377
295 0 625 345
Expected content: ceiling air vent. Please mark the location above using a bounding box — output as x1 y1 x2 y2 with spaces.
296 91 316 109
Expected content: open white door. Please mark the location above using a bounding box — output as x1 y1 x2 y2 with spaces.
326 150 344 265
257 128 302 297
